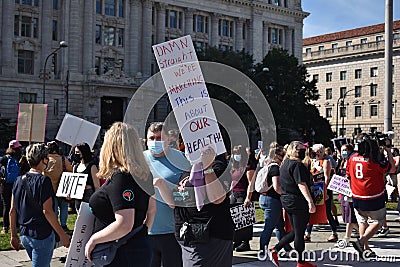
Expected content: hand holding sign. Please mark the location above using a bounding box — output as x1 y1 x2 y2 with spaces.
201 146 216 170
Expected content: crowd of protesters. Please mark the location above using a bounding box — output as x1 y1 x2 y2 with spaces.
0 123 400 267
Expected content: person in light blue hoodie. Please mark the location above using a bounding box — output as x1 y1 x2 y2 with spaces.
143 122 191 267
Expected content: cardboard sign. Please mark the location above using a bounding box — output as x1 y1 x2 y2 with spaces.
56 113 100 149
16 103 47 142
65 202 95 267
56 172 88 199
327 174 352 197
230 203 257 230
332 137 350 150
152 35 226 163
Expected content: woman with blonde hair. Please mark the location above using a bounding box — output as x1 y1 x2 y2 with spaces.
267 141 316 267
85 122 156 266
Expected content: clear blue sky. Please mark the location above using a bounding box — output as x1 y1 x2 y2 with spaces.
303 0 400 38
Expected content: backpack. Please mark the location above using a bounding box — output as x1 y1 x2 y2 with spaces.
5 155 20 183
255 162 279 193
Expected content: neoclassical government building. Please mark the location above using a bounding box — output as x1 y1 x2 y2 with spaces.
0 0 308 140
303 21 400 146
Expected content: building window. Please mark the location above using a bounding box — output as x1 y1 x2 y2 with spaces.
340 106 346 118
370 127 377 133
95 25 101 44
376 35 383 42
19 92 37 103
54 99 59 116
354 127 362 135
105 0 116 16
52 20 58 41
104 26 115 46
393 104 395 115
346 41 352 46
355 86 362 97
332 43 338 49
394 33 400 40
119 0 124 17
96 0 101 14
219 19 233 37
370 67 378 77
326 108 332 118
370 105 378 116
313 74 319 82
326 88 332 100
370 84 377 96
53 0 58 9
17 50 34 74
16 0 38 6
340 128 346 137
361 38 367 44
166 10 183 29
355 106 362 117
21 16 32 37
15 15 39 38
95 57 100 75
306 48 311 54
326 72 332 82
340 71 347 81
318 45 324 51
340 87 347 98
274 0 280 6
355 69 362 79
193 15 208 33
117 28 124 47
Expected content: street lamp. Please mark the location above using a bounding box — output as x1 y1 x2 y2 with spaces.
335 83 373 137
42 41 68 104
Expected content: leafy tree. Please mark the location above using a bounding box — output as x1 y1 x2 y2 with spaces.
199 47 334 147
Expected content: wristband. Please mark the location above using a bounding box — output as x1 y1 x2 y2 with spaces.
203 168 214 174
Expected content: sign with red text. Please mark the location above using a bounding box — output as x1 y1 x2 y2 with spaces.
56 172 88 199
152 35 226 163
16 103 47 142
65 202 94 267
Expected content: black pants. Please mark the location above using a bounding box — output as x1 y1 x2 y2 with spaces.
149 233 182 267
275 210 310 263
1 183 13 229
325 189 337 232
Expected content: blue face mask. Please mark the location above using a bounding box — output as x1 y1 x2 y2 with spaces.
148 141 165 154
233 155 242 162
341 151 348 158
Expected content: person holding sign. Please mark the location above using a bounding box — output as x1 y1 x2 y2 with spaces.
143 122 191 267
43 141 73 232
174 149 234 267
9 143 71 267
304 144 337 243
229 145 256 252
72 142 99 212
267 141 316 267
337 144 358 245
85 122 156 266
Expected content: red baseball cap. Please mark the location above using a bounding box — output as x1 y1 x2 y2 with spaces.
9 140 22 149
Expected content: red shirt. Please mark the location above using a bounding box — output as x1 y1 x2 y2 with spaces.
346 153 388 200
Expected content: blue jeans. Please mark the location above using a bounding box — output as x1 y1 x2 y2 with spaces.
20 231 55 267
259 195 291 252
53 197 69 227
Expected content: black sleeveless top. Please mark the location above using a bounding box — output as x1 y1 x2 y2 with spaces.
73 161 95 189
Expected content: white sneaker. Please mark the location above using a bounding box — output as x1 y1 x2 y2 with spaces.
377 227 389 237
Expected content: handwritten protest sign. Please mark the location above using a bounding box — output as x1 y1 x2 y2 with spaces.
56 113 100 149
16 103 47 142
327 174 352 197
152 35 226 163
56 172 88 199
65 202 94 267
230 203 257 230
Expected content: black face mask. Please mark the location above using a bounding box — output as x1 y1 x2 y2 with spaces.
310 151 317 158
298 149 306 160
71 153 81 162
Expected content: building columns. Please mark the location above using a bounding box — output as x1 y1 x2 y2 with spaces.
184 8 195 35
1 0 14 76
156 3 166 43
127 0 141 77
82 0 94 75
141 0 153 78
210 13 220 47
235 18 245 51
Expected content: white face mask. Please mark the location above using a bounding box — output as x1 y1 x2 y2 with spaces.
233 155 242 162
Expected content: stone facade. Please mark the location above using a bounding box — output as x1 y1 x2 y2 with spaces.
303 21 400 147
0 0 307 141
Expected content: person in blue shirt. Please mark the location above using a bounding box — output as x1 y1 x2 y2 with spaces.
143 122 191 267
